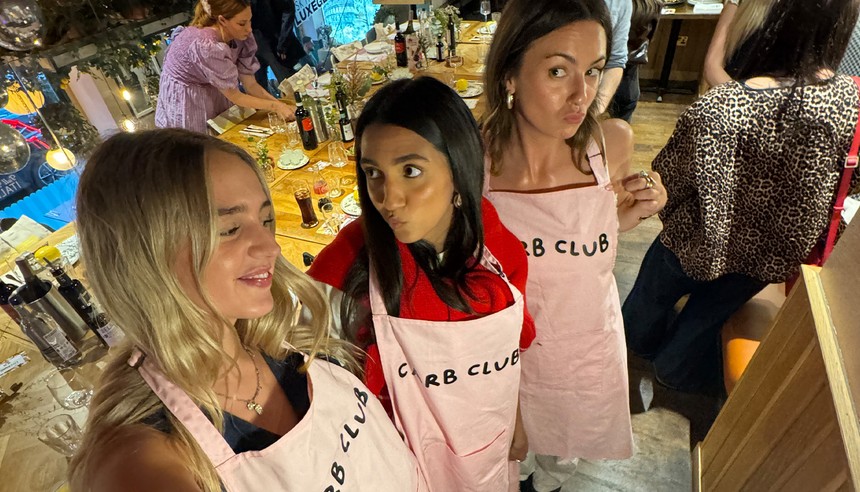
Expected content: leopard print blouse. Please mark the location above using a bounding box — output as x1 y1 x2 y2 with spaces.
654 75 860 283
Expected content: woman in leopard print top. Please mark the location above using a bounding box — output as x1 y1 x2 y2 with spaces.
622 0 860 393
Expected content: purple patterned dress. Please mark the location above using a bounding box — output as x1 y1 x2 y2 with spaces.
155 26 261 133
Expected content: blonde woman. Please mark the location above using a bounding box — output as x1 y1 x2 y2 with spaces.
68 129 424 491
155 0 295 133
703 0 775 87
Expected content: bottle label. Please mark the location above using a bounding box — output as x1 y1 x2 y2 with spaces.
395 42 406 54
97 322 126 348
44 329 78 362
302 117 314 132
342 123 354 141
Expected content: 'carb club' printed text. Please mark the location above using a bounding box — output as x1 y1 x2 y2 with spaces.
397 348 520 389
521 233 611 258
324 387 370 492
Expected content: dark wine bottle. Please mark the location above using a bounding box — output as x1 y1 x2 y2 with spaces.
394 27 407 67
0 281 20 323
436 35 445 62
294 92 318 151
447 15 457 57
338 100 354 143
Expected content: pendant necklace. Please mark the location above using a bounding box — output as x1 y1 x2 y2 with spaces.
217 346 264 415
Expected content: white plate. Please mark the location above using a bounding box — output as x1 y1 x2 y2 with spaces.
277 151 310 170
364 41 389 54
389 68 414 81
371 77 385 85
456 81 483 98
340 194 362 216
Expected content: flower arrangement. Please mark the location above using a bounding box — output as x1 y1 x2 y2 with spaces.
329 63 371 106
433 5 461 33
250 137 275 182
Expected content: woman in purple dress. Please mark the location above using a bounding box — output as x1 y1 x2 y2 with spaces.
156 0 295 133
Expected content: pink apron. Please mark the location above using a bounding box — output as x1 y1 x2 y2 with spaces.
371 247 523 491
486 143 633 460
128 350 426 491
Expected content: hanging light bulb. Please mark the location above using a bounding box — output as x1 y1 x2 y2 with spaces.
121 88 132 101
45 148 76 170
121 119 137 132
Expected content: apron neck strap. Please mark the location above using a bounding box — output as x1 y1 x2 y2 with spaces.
368 245 519 316
127 348 236 467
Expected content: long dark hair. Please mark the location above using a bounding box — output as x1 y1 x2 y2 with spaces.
482 0 612 175
340 77 486 341
726 0 859 83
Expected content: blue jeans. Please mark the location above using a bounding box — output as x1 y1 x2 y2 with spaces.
622 238 767 392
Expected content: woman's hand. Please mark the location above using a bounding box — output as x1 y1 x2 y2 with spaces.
615 170 668 231
273 101 297 122
509 402 528 462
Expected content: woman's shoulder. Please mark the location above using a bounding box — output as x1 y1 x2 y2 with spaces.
84 425 199 491
597 118 634 178
306 219 365 289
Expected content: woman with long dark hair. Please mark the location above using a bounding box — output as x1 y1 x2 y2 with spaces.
482 0 667 490
624 0 860 393
308 77 534 490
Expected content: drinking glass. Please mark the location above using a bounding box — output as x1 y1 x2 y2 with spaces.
311 66 319 90
37 414 82 457
318 201 341 235
291 181 319 228
480 0 491 22
46 369 92 410
312 170 330 196
286 122 300 149
268 112 286 134
328 141 348 168
325 171 343 198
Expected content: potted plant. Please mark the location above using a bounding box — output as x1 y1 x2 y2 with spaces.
251 137 275 183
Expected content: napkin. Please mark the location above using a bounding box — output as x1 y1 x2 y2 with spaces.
207 105 257 134
373 23 395 40
330 41 364 63
464 99 479 109
0 215 52 260
280 64 318 96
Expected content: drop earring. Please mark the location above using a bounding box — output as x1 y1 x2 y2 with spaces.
506 91 514 110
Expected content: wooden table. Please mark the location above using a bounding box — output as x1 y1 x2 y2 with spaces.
652 3 721 101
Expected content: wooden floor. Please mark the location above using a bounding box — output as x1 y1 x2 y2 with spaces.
0 93 694 492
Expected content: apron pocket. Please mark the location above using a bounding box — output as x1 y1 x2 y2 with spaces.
422 430 510 491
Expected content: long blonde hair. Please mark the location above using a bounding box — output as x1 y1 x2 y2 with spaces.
482 0 613 175
190 0 250 27
68 129 355 491
724 0 776 64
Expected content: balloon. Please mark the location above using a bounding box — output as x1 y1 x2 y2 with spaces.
0 123 31 175
0 0 45 52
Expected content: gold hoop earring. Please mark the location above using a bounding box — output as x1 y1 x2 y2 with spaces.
452 192 462 208
506 91 514 110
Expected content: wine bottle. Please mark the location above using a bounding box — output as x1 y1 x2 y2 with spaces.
436 34 445 62
11 294 81 368
447 15 457 57
43 253 121 347
0 280 20 323
13 254 89 342
294 92 318 151
394 27 407 67
404 7 416 35
339 105 354 143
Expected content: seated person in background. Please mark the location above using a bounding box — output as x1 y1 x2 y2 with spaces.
624 0 860 395
68 129 424 491
301 35 320 68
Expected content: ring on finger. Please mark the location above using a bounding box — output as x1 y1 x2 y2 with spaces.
645 177 655 189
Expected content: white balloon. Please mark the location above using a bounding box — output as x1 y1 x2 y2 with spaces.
0 123 31 175
0 0 45 52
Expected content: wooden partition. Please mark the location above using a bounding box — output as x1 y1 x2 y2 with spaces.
695 220 860 491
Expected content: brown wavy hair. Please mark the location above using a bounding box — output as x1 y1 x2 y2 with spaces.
190 0 250 27
482 0 613 175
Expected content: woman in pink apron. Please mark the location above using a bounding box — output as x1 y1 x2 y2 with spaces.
68 129 423 491
482 1 668 491
308 77 534 491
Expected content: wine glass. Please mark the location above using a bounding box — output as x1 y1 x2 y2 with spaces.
268 112 286 134
328 141 348 169
480 0 491 22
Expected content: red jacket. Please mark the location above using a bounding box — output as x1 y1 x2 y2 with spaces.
308 198 535 413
